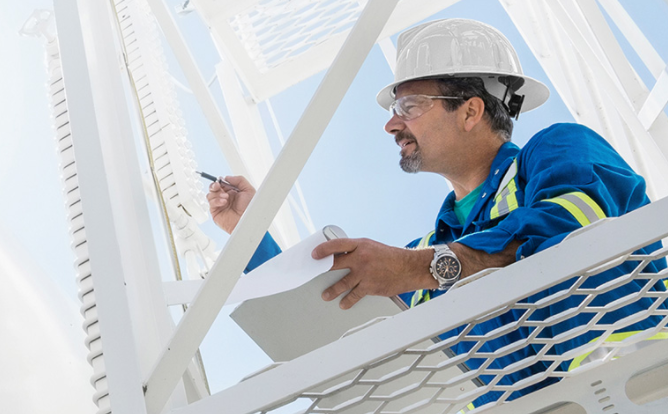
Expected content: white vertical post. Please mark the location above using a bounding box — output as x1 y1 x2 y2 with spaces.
54 0 199 411
53 0 147 412
143 0 401 412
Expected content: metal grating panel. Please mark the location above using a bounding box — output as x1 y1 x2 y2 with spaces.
257 244 668 413
228 0 364 72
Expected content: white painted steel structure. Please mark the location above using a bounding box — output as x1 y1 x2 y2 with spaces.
43 0 668 413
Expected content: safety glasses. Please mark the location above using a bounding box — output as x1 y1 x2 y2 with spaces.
389 94 463 121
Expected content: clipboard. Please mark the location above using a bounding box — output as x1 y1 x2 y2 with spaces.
230 226 408 361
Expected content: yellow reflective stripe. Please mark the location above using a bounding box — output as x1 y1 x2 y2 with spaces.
410 289 431 308
490 160 519 220
490 202 500 219
418 230 435 249
543 191 606 227
544 197 591 226
570 192 606 220
457 402 476 413
568 331 668 371
506 179 518 212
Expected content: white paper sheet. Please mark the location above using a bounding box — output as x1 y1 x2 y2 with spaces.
225 231 333 305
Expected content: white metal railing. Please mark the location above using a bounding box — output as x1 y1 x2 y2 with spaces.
174 196 668 414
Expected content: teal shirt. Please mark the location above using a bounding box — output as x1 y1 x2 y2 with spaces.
454 184 483 225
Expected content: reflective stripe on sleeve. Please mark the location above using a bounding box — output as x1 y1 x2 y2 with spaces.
542 191 606 227
418 230 435 249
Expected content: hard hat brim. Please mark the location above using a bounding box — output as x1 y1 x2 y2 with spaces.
376 73 550 115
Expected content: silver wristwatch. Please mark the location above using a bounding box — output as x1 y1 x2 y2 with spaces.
430 244 462 291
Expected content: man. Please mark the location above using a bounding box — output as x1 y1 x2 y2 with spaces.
208 19 666 405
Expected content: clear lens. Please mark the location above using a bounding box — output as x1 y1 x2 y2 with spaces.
391 95 435 121
390 95 462 121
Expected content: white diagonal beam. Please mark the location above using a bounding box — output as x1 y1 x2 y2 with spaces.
639 67 668 130
598 0 666 80
142 1 401 412
576 0 648 109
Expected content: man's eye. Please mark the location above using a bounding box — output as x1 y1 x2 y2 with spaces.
404 104 419 114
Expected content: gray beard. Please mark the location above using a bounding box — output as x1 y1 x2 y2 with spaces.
400 147 422 173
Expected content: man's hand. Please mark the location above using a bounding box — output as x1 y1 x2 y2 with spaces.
206 175 255 234
312 237 523 310
312 238 437 310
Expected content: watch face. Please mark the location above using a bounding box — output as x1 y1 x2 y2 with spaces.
436 256 461 281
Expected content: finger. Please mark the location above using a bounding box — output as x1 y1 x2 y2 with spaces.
209 196 230 209
330 253 353 272
208 181 222 192
206 191 229 204
312 238 358 260
339 286 366 310
321 272 358 302
224 175 255 192
206 189 220 201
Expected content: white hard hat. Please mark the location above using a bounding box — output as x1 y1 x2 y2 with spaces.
377 19 549 117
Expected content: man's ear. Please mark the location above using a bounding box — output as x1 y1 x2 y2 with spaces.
462 97 485 132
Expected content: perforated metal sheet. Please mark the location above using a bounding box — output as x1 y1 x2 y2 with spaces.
255 241 668 413
228 0 363 72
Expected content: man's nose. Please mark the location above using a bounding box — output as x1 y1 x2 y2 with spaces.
384 112 406 135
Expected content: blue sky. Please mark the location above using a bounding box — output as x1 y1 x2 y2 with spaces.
2 0 667 406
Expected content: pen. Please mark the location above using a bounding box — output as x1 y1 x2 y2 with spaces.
196 171 241 192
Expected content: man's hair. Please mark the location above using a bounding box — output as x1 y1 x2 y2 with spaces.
435 78 513 142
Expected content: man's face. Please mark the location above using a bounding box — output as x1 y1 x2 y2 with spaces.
385 80 462 176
